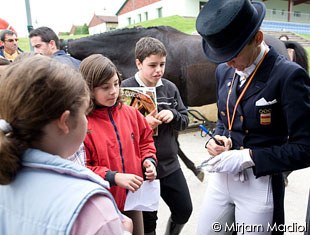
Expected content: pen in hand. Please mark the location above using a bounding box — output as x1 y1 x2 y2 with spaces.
199 124 224 146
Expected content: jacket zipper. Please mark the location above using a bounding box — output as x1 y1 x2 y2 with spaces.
108 108 126 173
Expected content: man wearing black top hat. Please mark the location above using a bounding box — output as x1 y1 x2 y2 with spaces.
195 0 310 234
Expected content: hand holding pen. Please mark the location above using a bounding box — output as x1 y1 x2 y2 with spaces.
199 124 224 147
199 124 232 157
198 124 232 168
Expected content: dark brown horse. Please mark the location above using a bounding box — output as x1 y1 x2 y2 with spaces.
62 26 216 106
61 26 305 107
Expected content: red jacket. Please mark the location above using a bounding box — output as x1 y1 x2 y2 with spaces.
84 103 157 210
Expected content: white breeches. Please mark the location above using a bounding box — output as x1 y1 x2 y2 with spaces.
197 168 274 235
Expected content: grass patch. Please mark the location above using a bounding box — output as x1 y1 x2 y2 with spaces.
18 39 31 52
299 34 310 40
306 48 310 73
18 34 89 52
129 15 197 34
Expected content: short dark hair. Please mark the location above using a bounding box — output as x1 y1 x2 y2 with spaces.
135 37 167 62
28 26 60 49
0 30 16 42
279 34 289 41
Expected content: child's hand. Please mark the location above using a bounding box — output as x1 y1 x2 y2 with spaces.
115 173 143 192
143 159 157 181
146 109 162 129
155 110 174 123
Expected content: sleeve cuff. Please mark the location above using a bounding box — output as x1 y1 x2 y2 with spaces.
142 157 157 169
105 171 118 186
242 149 255 169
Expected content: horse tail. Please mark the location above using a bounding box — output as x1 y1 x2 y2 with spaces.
283 40 309 73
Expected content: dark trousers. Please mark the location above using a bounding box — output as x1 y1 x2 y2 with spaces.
143 168 193 233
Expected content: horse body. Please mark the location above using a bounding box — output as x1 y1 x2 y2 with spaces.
63 26 305 107
65 26 218 106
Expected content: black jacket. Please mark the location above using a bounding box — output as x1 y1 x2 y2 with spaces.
214 47 310 232
121 77 189 178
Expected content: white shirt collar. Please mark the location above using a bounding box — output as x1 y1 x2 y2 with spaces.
134 72 163 87
235 41 269 86
253 41 269 67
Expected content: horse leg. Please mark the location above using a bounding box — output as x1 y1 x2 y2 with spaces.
175 131 204 181
177 145 204 182
283 171 292 186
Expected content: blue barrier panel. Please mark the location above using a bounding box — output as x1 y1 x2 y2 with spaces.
262 21 310 34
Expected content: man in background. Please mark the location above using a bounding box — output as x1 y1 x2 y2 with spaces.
29 26 82 164
0 29 23 62
29 26 80 69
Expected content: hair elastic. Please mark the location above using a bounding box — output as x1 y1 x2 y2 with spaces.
0 119 13 133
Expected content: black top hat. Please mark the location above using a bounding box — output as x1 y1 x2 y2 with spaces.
196 0 266 63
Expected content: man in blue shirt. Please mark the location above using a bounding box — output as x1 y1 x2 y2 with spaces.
29 26 80 69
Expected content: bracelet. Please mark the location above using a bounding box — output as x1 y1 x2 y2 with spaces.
204 138 212 149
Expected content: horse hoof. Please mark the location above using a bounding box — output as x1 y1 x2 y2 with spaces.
285 177 289 187
195 169 205 182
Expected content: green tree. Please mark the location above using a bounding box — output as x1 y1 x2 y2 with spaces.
75 24 89 35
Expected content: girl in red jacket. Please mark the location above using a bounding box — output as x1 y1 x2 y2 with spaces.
79 54 157 235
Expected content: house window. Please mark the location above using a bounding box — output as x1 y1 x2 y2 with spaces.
272 9 276 15
145 12 148 21
128 17 131 25
157 7 162 18
294 11 301 17
138 14 142 22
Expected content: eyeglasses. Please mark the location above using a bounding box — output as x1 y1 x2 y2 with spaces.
5 39 19 43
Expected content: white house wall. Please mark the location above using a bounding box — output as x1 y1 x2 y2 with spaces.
118 2 163 27
89 23 108 35
118 0 309 28
169 0 203 17
117 0 205 28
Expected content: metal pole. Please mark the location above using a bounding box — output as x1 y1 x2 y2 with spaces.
288 0 293 22
25 0 33 51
